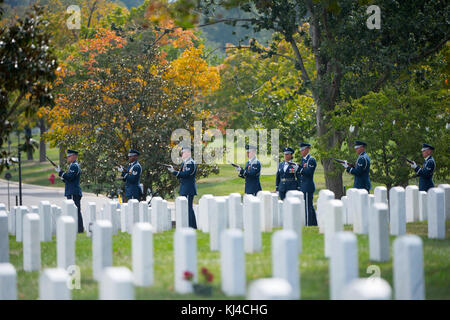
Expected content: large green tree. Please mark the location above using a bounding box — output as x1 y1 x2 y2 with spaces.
209 38 316 147
332 48 449 189
0 3 57 172
54 30 218 198
170 0 449 197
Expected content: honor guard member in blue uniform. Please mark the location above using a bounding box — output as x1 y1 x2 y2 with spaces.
167 146 198 229
55 149 84 233
235 144 262 196
119 149 142 201
298 142 318 226
409 143 435 191
341 140 371 192
275 147 300 200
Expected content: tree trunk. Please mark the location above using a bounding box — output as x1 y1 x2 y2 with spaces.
39 118 46 162
24 126 33 160
322 158 344 198
26 141 33 160
59 146 65 167
316 100 345 199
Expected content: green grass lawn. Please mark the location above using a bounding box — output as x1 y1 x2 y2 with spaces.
4 134 450 300
8 221 450 300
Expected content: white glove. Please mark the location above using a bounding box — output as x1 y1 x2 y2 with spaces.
167 165 175 173
55 165 61 173
235 166 241 172
118 165 124 172
342 160 349 169
410 161 417 169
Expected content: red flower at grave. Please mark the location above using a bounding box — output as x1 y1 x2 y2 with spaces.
201 267 208 275
183 270 194 281
207 272 213 283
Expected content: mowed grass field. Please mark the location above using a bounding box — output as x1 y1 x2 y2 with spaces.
8 222 450 300
3 134 450 300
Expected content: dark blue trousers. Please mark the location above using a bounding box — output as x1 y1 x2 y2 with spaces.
67 195 84 233
304 192 317 226
184 194 197 229
279 185 298 200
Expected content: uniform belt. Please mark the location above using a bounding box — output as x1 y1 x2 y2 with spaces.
281 178 296 182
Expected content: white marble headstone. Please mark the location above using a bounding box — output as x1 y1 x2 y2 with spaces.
389 187 406 236
92 220 113 281
0 211 8 263
247 278 293 300
174 228 197 294
220 229 245 296
427 188 445 239
23 213 41 271
132 223 153 286
57 215 76 269
393 235 425 300
39 268 71 300
329 232 358 300
99 267 135 300
342 278 392 300
438 184 450 221
272 230 299 299
405 185 419 223
243 196 261 253
0 263 17 300
369 203 389 262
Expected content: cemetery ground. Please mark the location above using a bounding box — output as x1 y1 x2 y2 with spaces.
3 134 450 300
8 221 450 300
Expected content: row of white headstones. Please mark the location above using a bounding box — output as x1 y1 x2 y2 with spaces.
0 183 448 300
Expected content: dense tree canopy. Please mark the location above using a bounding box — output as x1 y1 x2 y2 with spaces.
1 0 448 194
0 4 57 172
332 47 450 189
41 29 219 197
36 2 221 197
168 0 449 196
208 36 316 147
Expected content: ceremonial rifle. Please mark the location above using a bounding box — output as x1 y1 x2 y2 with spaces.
228 161 241 169
46 156 58 168
402 156 415 165
331 158 355 168
157 163 180 171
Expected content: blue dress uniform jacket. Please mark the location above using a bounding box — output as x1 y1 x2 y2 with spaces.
172 158 197 196
58 161 82 197
239 157 262 195
172 157 198 228
414 155 435 191
276 161 300 193
298 153 318 226
298 153 316 193
346 151 371 191
122 160 142 199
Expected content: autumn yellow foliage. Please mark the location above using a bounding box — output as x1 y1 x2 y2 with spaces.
165 44 220 97
40 11 220 148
